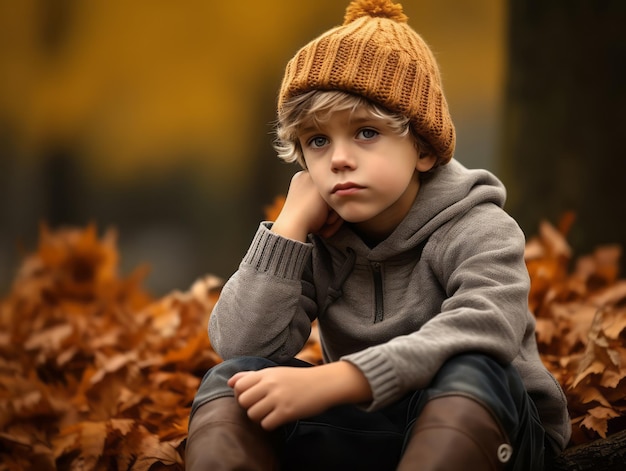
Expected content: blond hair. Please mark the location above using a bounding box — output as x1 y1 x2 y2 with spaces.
274 90 433 169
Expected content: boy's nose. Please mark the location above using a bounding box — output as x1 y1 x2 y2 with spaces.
330 144 356 171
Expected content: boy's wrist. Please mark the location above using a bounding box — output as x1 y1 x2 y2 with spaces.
318 361 373 406
271 216 309 242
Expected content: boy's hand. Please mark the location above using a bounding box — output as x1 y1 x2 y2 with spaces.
272 171 343 241
228 361 372 431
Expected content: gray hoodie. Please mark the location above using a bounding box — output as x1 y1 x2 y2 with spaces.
209 159 571 452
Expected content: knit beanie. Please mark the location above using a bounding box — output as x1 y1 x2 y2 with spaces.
278 0 456 164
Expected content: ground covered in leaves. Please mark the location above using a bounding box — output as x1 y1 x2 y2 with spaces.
1 211 625 470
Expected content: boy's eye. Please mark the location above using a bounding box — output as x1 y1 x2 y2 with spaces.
358 128 379 140
308 136 328 148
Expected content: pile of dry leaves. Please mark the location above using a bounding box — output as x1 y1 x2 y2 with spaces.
0 225 223 470
0 210 625 469
526 213 626 444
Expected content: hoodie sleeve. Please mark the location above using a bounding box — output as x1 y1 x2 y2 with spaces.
342 204 532 411
208 222 317 362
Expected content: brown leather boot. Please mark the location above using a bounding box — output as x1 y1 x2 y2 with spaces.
185 397 278 470
397 395 513 471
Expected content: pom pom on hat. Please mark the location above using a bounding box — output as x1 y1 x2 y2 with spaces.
278 0 456 165
344 0 408 24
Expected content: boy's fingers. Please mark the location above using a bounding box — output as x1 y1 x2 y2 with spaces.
237 382 268 410
325 211 339 226
319 213 344 238
227 371 253 388
245 396 275 424
260 412 282 431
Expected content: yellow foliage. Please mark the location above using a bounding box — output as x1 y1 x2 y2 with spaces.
0 0 503 181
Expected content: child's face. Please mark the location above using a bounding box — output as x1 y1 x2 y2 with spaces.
298 107 435 242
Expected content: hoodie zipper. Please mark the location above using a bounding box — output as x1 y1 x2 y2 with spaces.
372 262 384 323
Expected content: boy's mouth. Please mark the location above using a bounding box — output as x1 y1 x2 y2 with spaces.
332 182 365 195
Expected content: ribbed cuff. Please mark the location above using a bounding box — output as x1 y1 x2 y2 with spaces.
242 223 312 281
342 348 401 411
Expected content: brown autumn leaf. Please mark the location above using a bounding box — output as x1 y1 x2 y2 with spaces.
580 406 621 439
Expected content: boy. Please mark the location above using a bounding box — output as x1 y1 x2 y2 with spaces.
186 1 571 469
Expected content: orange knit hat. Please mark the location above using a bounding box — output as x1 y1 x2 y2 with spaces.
277 0 456 164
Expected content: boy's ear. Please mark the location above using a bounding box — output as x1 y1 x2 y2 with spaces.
416 152 437 172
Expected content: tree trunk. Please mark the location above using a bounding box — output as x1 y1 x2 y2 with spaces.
500 0 626 273
502 2 626 466
551 429 626 470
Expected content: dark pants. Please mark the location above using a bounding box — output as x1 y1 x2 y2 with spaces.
190 353 547 470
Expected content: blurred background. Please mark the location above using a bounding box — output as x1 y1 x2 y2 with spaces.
0 0 624 296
